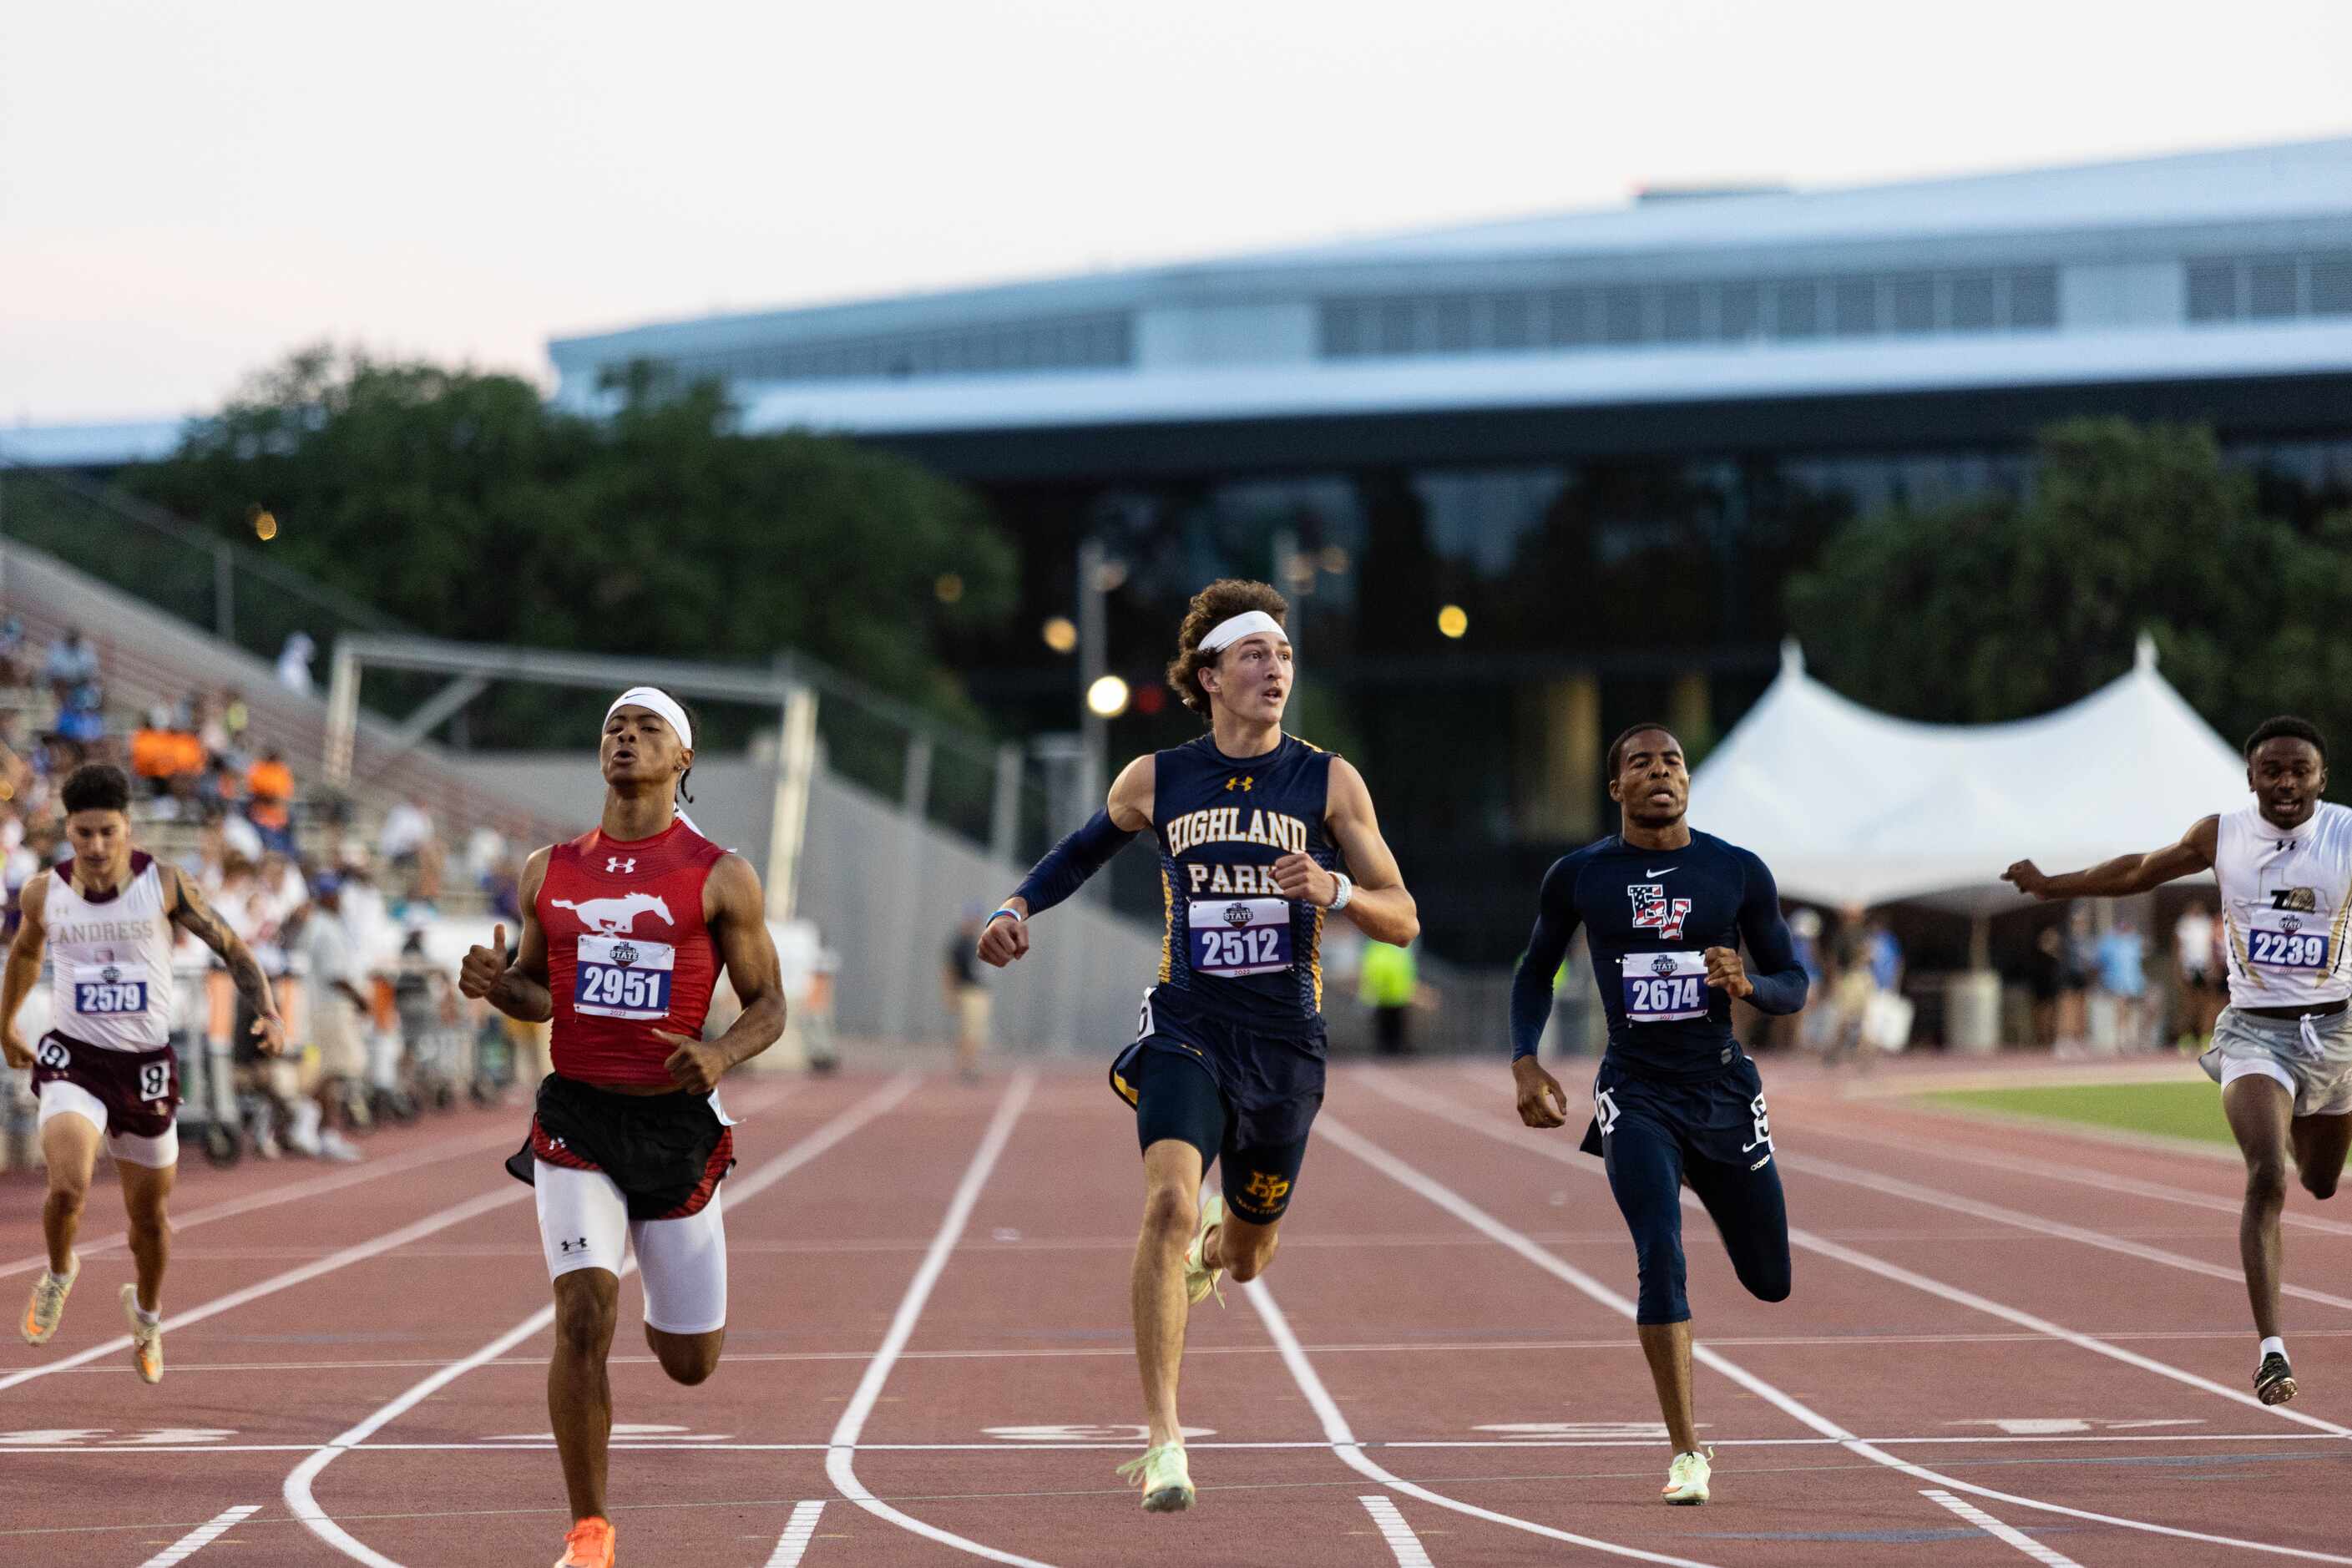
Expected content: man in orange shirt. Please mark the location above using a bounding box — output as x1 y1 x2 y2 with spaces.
246 750 296 857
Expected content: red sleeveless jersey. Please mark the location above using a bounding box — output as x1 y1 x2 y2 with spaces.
538 819 727 1088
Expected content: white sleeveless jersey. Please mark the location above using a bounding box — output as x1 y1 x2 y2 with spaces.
45 852 179 1051
2214 802 2352 1009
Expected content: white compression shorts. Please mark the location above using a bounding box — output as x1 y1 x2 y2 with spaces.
37 1079 179 1169
534 1159 728 1334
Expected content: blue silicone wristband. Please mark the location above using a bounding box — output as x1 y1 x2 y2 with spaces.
989 907 1022 925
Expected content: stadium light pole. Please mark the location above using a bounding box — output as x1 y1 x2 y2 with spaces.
1076 536 1108 845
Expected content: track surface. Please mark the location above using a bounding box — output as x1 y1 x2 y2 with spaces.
6 1057 2350 1565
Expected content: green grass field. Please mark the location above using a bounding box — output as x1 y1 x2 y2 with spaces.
1924 1080 2232 1146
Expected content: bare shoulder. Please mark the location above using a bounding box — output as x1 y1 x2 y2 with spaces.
705 852 766 919
1325 755 1375 817
14 870 48 923
518 845 554 900
1109 753 1156 831
2184 814 2222 861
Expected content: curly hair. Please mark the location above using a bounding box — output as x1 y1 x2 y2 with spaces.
1166 579 1290 717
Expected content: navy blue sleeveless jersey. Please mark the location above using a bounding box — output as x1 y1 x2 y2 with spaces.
1510 830 1808 1079
1151 733 1342 1037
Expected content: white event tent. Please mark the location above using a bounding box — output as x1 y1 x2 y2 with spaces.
1687 635 2251 916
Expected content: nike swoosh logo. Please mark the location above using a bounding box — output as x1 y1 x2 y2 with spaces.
1646 866 1677 878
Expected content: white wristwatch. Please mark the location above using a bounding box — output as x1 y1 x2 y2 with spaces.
1328 871 1353 911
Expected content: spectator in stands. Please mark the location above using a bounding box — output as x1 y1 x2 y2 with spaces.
2026 925 2067 1047
291 874 366 1162
1778 907 1825 1052
220 686 250 752
2173 898 2223 1052
0 615 28 686
130 706 207 818
2059 903 2097 1050
246 747 297 856
378 792 443 902
276 631 316 696
40 626 98 710
0 712 34 809
482 852 524 926
2097 913 2150 1052
943 906 993 1083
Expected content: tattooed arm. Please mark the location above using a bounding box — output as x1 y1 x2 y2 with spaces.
167 864 287 1056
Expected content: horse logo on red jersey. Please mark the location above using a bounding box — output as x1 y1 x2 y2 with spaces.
1627 883 1692 941
550 892 674 935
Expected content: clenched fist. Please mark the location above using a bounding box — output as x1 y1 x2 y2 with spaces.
977 908 1029 968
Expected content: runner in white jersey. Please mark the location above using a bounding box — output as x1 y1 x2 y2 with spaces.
2004 716 2348 1406
3 764 286 1380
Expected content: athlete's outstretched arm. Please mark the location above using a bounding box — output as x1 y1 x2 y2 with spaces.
2003 816 2218 901
0 875 48 1069
1507 858 1581 1125
659 854 785 1094
458 847 553 1022
977 755 1151 967
1283 757 1417 946
166 866 287 1055
1706 854 1807 1015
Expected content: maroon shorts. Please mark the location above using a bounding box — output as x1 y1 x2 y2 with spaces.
32 1032 180 1140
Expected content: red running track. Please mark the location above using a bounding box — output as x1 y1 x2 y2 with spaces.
4 1058 2351 1566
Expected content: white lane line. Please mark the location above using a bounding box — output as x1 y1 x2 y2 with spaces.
1247 1276 1721 1567
0 1123 529 1282
1322 1105 2352 1565
1783 1147 2352 1313
1921 1490 2085 1567
824 1074 1056 1568
1357 1495 1435 1567
763 1500 825 1567
0 1186 526 1396
281 1072 918 1568
134 1504 261 1566
1810 1121 2352 1240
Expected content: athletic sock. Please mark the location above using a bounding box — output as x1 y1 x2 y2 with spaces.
134 1305 160 1328
2262 1335 2287 1362
44 1269 72 1289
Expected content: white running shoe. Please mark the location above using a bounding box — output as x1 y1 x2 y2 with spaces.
1662 1447 1712 1505
20 1254 78 1345
120 1285 162 1383
1116 1443 1195 1512
1184 1194 1226 1308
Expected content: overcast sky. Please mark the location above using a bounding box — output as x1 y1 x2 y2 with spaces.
7 0 2349 423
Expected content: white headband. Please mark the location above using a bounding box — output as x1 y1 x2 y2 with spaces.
606 687 693 753
1196 610 1291 655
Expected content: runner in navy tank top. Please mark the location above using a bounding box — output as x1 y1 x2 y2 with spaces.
978 579 1420 1514
458 687 787 1568
1509 724 1808 1506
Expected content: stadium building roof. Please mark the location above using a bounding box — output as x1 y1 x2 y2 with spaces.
539 136 2352 443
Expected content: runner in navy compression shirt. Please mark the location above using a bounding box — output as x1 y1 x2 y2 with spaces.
1506 723 1808 1505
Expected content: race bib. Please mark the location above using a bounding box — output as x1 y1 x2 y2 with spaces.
71 961 149 1017
1621 951 1708 1023
2248 918 2331 972
1188 898 1293 978
574 934 675 1019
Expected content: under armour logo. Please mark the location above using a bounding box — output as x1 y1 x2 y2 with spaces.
605 857 635 873
558 1237 589 1254
1225 776 1253 792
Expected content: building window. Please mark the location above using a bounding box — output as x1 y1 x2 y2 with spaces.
2187 252 2352 325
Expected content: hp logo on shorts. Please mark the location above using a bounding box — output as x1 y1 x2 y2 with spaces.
610 943 639 966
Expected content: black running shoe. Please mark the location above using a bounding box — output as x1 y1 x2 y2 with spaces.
2256 1351 2298 1406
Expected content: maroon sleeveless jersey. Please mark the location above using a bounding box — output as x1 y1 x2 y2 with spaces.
538 819 726 1088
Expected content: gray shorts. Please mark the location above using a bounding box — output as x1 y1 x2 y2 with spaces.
2200 1006 2352 1118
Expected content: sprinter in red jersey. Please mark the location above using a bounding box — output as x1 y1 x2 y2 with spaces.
460 686 786 1568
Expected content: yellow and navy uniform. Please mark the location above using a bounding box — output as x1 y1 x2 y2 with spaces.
1111 732 1341 1222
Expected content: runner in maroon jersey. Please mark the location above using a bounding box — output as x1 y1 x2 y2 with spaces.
460 686 786 1568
